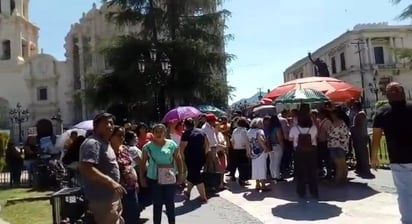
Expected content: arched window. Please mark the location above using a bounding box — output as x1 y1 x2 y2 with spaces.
10 0 15 14
1 40 11 60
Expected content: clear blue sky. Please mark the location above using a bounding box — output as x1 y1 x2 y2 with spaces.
30 0 410 104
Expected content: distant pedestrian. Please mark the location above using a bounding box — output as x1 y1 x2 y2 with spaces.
371 82 412 224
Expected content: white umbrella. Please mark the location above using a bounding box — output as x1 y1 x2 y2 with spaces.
56 128 87 160
252 104 275 112
72 120 93 130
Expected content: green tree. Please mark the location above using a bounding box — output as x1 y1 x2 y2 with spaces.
88 0 234 119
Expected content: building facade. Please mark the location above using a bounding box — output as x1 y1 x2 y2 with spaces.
0 0 74 141
64 3 144 122
284 23 412 108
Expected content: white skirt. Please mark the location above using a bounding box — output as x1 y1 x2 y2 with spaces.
251 152 268 180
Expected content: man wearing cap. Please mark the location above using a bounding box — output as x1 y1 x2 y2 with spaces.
201 114 221 188
372 82 412 224
79 112 126 224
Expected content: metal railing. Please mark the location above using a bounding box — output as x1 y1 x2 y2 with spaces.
0 170 30 187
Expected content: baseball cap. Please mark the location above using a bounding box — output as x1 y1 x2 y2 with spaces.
205 113 217 122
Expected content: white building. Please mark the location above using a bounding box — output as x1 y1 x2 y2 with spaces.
284 23 412 108
0 0 74 140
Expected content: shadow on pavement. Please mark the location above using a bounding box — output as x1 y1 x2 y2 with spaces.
226 181 253 194
272 201 342 221
175 199 202 216
241 180 379 202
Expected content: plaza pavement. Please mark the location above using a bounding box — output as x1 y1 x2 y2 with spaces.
141 169 400 224
219 170 400 224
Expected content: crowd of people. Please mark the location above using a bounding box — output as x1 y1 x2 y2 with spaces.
73 99 378 224
6 82 411 224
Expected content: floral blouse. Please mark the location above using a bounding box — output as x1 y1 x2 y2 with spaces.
116 146 138 190
327 121 350 151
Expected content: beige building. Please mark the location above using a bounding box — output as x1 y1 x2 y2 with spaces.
0 0 74 141
284 23 412 108
64 3 144 121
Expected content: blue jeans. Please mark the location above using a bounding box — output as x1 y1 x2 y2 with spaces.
390 163 412 224
121 188 139 224
148 178 176 224
23 159 37 183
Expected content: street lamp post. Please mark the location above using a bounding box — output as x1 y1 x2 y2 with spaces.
51 108 63 135
137 44 171 121
9 103 30 144
352 40 366 108
258 88 263 101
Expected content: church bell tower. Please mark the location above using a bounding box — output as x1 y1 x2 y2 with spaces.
0 0 39 64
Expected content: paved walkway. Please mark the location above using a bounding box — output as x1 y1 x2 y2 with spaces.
140 170 400 224
219 170 401 224
140 192 261 224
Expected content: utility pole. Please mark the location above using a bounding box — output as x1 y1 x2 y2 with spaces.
352 40 366 107
257 87 263 100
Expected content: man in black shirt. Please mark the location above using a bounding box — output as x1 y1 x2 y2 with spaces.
371 82 412 224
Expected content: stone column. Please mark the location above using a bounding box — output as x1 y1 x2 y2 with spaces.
15 0 23 16
1 0 11 15
390 36 396 64
368 38 374 65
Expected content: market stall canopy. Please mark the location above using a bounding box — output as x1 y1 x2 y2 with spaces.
197 105 227 117
266 77 361 103
274 88 330 104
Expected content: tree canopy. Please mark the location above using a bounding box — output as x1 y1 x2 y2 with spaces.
86 0 234 120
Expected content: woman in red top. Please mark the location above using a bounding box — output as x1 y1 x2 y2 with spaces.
110 126 139 224
136 122 153 149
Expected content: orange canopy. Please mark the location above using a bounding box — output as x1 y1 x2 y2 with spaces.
265 77 362 102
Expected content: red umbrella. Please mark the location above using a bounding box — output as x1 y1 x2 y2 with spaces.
265 77 362 102
326 88 362 103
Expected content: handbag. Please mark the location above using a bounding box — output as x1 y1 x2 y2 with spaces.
148 149 176 185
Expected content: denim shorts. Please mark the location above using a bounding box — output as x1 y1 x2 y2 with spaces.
329 147 346 159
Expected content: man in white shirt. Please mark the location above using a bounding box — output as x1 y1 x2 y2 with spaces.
201 113 221 178
201 114 218 149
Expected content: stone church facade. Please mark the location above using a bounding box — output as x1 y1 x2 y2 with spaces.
0 0 74 141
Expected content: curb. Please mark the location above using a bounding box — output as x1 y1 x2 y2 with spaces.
5 196 51 206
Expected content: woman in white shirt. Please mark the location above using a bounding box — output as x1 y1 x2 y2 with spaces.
230 117 251 186
289 110 319 199
248 118 270 191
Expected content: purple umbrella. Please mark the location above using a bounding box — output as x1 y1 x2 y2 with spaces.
162 106 202 123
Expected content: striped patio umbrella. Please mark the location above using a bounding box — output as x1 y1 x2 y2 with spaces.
274 88 330 104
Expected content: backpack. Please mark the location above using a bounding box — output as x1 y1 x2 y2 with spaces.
250 131 263 159
296 127 313 151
